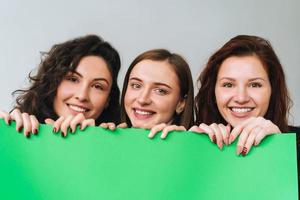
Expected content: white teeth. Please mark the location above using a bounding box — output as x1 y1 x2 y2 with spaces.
69 105 87 113
231 108 252 113
135 109 152 115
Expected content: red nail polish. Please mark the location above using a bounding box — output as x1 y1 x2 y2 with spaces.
241 147 247 156
212 135 217 144
25 133 30 138
33 129 38 134
61 132 65 137
53 128 57 133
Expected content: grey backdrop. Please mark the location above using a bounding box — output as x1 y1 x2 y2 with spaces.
0 0 299 125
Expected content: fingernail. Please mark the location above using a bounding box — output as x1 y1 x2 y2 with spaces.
7 120 11 125
229 136 233 144
70 128 74 133
236 146 243 155
53 128 57 133
25 133 30 138
17 127 22 132
61 132 65 137
212 135 216 144
218 142 223 150
241 147 248 156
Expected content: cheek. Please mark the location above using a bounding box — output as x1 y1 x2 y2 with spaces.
255 93 271 114
92 92 110 109
124 89 136 107
156 95 179 114
56 82 73 100
215 88 230 107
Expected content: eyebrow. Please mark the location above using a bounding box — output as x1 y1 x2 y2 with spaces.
71 71 110 84
219 77 267 82
129 77 173 89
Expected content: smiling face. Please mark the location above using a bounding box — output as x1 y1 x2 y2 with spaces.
215 55 271 127
53 55 112 119
124 59 185 128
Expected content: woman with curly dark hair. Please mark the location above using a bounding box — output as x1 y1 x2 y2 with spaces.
0 34 121 137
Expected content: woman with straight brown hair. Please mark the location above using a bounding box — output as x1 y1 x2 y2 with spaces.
191 34 299 154
101 49 194 138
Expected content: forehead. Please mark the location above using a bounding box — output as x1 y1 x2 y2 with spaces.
76 56 112 79
218 55 268 79
130 59 179 85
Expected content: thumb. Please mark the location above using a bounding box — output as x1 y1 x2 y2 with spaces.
45 118 55 125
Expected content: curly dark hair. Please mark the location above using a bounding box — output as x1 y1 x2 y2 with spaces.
120 49 194 129
195 35 291 132
13 34 121 124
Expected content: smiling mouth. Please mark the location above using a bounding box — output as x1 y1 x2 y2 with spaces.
133 108 155 117
68 104 90 113
230 107 253 113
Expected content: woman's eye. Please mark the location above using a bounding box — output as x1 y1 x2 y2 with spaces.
65 76 79 83
250 82 262 88
94 84 104 90
154 88 168 95
222 82 233 88
130 83 141 89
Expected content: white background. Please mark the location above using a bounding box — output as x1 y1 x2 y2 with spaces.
0 0 299 125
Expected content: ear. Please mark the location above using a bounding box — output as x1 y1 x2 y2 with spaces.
175 98 186 115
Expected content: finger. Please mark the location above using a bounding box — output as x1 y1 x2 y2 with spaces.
236 118 264 155
80 119 95 130
253 119 281 146
210 123 223 149
198 123 216 143
161 125 185 139
148 123 167 138
117 123 128 128
99 123 109 129
21 113 32 137
69 113 85 133
45 118 55 125
188 125 205 133
242 127 261 156
10 109 23 132
60 116 73 137
254 127 269 146
219 124 230 145
30 115 39 135
52 116 65 134
262 119 281 135
229 117 256 144
108 122 116 130
0 110 11 125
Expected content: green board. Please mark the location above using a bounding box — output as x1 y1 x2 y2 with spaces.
0 119 298 199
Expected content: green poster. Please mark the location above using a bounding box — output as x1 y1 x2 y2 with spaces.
0 119 298 199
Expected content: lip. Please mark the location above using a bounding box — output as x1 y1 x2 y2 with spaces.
132 108 155 120
228 106 254 118
67 103 90 115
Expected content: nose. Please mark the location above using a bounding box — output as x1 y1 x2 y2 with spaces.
75 84 89 102
137 88 152 105
234 86 250 104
